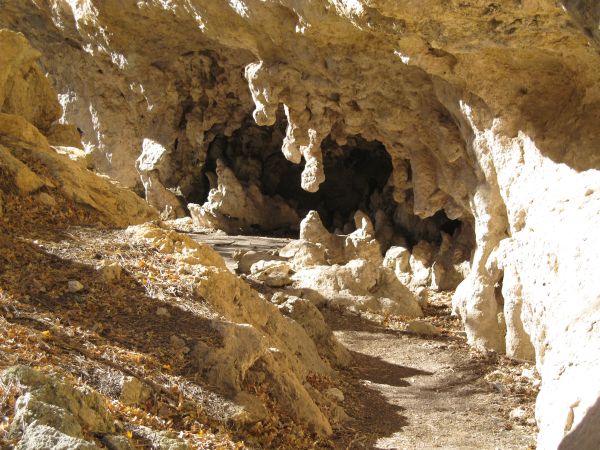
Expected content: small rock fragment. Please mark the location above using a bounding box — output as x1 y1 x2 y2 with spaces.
156 307 170 317
249 260 293 287
99 261 122 283
406 319 441 336
36 192 57 207
120 377 152 407
414 287 429 306
330 405 351 424
67 280 84 293
324 387 345 403
234 250 278 274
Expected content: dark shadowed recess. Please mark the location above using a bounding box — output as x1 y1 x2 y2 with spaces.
188 110 467 247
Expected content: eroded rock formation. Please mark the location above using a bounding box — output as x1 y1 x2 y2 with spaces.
0 29 156 227
1 1 600 448
129 223 351 435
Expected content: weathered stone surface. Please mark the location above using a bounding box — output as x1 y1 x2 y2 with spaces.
288 210 423 317
0 30 157 227
98 261 122 283
234 249 283 274
278 295 352 368
292 259 423 318
406 320 442 336
120 377 152 407
1 365 114 449
2 1 600 447
15 424 99 450
131 224 337 436
0 143 46 195
190 160 299 233
249 260 293 287
0 30 61 132
46 123 84 149
130 223 226 269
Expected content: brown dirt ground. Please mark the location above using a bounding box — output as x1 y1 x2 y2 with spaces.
0 195 539 449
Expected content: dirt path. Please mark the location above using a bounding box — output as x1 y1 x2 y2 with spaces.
326 313 536 449
193 232 538 450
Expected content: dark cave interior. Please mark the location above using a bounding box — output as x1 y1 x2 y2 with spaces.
184 112 467 250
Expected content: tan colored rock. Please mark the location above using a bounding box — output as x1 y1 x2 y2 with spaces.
0 144 46 195
129 223 226 269
406 320 442 336
324 388 345 403
0 32 157 227
120 377 152 407
278 295 351 368
0 30 61 132
67 280 84 293
279 239 327 269
232 392 268 425
140 171 186 220
383 246 411 274
292 210 422 317
299 211 345 263
190 160 299 233
52 146 92 170
46 124 83 149
408 241 434 289
35 192 57 207
98 261 122 283
249 260 293 287
135 225 336 435
299 210 384 266
1 365 115 449
4 1 600 447
343 211 383 265
234 249 282 274
292 259 422 318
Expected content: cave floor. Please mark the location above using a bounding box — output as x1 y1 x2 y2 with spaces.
192 232 539 450
326 312 536 449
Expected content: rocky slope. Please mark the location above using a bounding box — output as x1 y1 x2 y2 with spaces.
0 28 353 447
1 1 599 448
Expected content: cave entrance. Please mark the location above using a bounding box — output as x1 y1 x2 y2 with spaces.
272 135 394 232
187 111 470 256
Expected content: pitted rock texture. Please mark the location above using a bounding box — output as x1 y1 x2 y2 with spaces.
2 2 600 448
1 365 114 450
129 223 352 436
0 29 156 227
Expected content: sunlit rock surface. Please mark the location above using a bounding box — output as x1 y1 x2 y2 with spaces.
2 1 600 447
0 29 156 227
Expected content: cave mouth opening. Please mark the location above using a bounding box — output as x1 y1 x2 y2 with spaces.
186 111 470 254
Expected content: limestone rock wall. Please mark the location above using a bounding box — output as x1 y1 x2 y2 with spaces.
0 29 156 227
0 1 254 216
2 1 600 447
